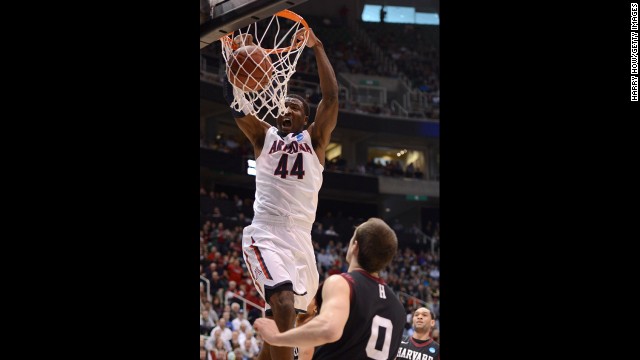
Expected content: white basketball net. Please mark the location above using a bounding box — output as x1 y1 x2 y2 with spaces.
221 10 309 122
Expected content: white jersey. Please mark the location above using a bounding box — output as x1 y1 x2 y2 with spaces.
253 127 323 230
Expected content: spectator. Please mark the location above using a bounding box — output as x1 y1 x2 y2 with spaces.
316 248 334 272
201 310 216 335
210 318 233 347
405 162 415 177
226 257 244 284
428 266 440 280
225 280 244 306
202 300 220 324
232 309 253 332
241 338 259 359
324 225 339 237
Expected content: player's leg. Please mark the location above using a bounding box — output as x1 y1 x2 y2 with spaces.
292 227 320 360
266 287 296 360
242 224 296 360
255 286 296 360
256 317 274 360
242 224 315 360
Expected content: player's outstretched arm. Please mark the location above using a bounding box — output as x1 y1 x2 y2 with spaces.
254 274 350 348
222 72 269 155
304 28 339 160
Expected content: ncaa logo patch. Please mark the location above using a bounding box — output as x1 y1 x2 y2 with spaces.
296 133 304 142
429 347 436 353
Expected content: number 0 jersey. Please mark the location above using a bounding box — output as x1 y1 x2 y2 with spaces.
254 127 323 230
313 269 406 360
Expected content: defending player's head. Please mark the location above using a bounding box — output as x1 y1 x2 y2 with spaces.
276 94 310 134
346 217 398 273
413 307 436 333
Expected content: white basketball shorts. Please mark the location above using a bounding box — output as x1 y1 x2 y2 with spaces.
242 215 319 315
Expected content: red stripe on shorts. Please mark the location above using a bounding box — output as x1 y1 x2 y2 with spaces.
243 250 263 297
250 237 273 280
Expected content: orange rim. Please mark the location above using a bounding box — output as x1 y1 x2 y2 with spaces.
221 9 309 54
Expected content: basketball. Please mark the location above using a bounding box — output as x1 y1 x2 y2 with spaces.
227 45 274 92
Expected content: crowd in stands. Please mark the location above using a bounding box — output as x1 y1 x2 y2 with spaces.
362 158 426 179
361 22 440 94
199 186 440 359
292 16 440 119
295 16 397 78
200 132 253 157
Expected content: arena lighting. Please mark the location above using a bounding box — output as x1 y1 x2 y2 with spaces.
361 4 440 25
247 159 256 176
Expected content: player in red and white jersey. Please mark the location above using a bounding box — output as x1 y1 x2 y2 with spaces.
222 26 339 360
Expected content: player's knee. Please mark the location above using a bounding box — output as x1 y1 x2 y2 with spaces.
269 291 296 326
270 291 294 313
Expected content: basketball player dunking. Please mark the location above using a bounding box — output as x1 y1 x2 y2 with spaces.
254 218 406 360
222 26 339 360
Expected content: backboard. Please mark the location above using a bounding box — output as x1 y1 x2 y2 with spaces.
200 0 309 49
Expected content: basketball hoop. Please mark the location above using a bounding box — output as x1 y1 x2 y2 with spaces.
220 10 310 122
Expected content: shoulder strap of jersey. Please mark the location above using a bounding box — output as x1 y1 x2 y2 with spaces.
340 272 355 302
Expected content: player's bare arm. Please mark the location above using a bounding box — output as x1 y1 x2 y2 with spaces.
254 274 350 348
304 28 339 166
295 298 318 360
234 113 270 158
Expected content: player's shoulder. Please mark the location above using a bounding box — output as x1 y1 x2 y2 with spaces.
319 274 351 295
423 338 440 355
426 340 440 355
325 273 350 286
384 286 405 309
321 274 352 300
